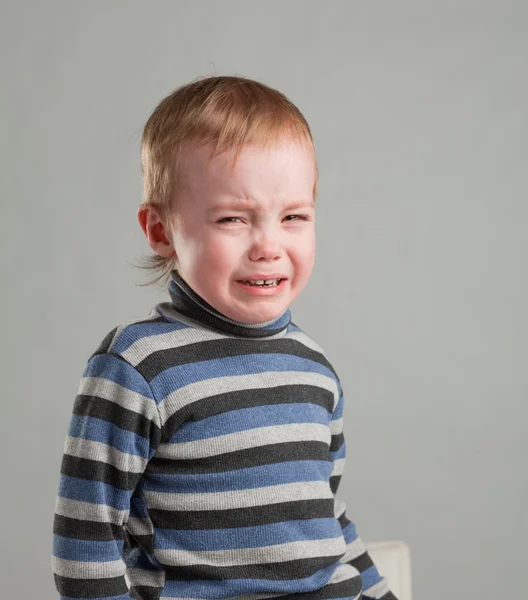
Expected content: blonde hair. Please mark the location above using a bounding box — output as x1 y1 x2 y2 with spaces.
135 75 318 288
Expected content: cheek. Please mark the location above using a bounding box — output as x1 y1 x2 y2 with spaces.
292 233 316 267
197 235 241 273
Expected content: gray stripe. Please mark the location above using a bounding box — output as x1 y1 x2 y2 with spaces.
330 416 343 435
334 498 347 520
125 516 154 538
362 577 391 597
125 566 165 589
158 370 339 423
143 480 332 511
105 309 161 355
54 496 128 524
122 325 326 366
326 561 362 584
122 325 226 365
342 536 369 561
286 330 326 354
331 457 346 478
65 436 147 473
51 555 125 579
78 376 160 427
154 421 330 460
154 536 346 567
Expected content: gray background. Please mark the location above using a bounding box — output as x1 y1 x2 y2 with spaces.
1 1 526 598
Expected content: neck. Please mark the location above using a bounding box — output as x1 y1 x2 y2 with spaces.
167 271 291 338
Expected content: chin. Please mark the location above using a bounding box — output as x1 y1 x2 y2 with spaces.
241 308 285 324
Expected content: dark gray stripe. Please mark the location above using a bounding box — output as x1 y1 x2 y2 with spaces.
54 514 123 542
148 439 330 475
161 384 334 441
53 574 127 598
162 556 357 585
149 497 334 530
92 326 119 355
346 551 375 574
73 394 161 445
137 337 335 382
60 454 142 491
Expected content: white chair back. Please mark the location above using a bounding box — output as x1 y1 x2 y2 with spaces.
365 541 412 600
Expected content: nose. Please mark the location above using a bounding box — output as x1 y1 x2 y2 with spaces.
248 229 282 262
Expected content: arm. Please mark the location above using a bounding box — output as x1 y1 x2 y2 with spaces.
52 351 161 600
330 388 398 600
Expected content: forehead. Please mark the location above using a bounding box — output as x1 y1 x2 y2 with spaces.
180 140 316 200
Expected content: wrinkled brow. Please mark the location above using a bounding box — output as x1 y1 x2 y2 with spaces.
207 200 314 214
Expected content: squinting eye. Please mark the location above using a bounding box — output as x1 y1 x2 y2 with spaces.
284 215 311 221
218 217 243 223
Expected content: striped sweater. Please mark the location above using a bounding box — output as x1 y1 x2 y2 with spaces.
52 271 397 600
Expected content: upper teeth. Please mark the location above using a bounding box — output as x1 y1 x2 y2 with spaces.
243 279 280 285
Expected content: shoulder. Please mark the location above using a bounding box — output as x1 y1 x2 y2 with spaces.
88 306 180 368
287 321 341 383
287 321 325 353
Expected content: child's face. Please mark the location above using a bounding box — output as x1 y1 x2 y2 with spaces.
167 138 316 324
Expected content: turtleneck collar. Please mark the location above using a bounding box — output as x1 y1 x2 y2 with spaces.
166 270 291 338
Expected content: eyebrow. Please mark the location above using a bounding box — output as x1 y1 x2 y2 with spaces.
207 200 314 214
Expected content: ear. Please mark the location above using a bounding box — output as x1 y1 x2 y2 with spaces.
137 205 176 259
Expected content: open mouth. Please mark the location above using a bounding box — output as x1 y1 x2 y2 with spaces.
236 278 286 288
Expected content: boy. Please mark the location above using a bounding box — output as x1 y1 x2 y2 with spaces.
52 75 398 600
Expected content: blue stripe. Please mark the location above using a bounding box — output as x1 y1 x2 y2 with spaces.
142 460 332 494
169 402 330 442
342 520 358 544
60 595 129 600
53 534 123 561
360 564 384 588
84 354 154 400
332 393 344 419
111 320 190 353
151 353 336 398
162 561 340 597
68 414 150 458
330 440 346 461
58 475 132 510
153 517 342 550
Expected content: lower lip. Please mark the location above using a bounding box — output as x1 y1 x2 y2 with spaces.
234 278 288 295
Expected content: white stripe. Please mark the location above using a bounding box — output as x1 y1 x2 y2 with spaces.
54 496 128 525
342 535 369 561
106 309 161 355
330 416 343 435
144 479 333 511
78 376 160 427
155 421 330 460
285 330 326 355
158 371 339 424
65 436 147 473
326 560 362 584
331 457 346 478
125 566 165 589
120 316 326 369
125 516 154 537
51 555 125 579
121 323 227 365
362 576 391 598
334 497 347 520
154 536 345 567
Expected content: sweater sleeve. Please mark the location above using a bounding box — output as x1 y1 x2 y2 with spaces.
52 351 162 600
330 388 398 600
